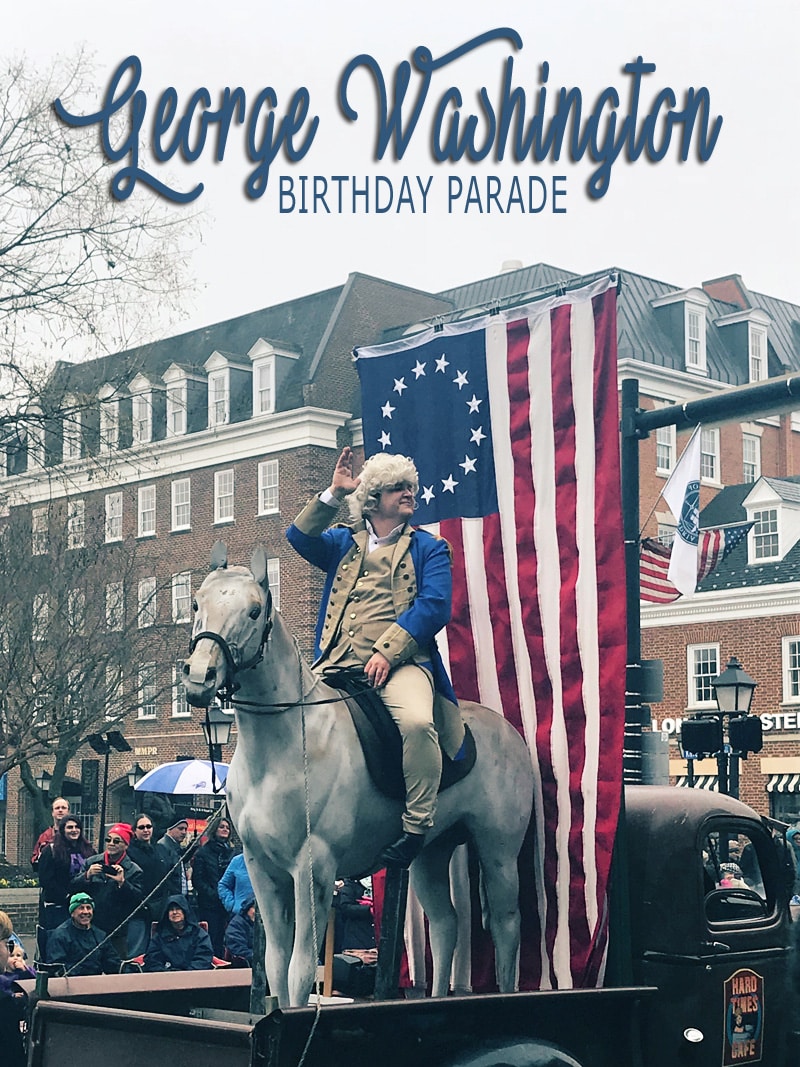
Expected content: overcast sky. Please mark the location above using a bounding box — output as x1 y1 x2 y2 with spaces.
5 0 800 340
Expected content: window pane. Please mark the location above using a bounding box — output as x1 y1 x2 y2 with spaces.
753 508 778 559
171 478 191 529
215 469 234 522
138 663 157 719
172 571 192 623
258 459 279 513
172 659 189 717
138 485 156 536
105 492 123 542
692 645 718 703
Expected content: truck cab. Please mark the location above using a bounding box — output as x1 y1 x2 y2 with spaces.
625 785 795 1067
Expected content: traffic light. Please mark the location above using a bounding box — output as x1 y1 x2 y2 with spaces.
680 716 723 758
728 714 763 756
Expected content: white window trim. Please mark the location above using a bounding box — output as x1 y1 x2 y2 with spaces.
138 576 157 629
166 380 188 438
67 588 86 634
67 499 85 550
208 370 230 428
258 459 280 515
252 356 276 417
172 571 192 623
131 392 153 446
32 506 48 555
138 485 156 538
684 303 708 374
105 492 123 543
742 432 761 483
214 469 235 524
106 581 124 631
99 398 120 453
138 663 158 720
171 478 191 531
686 642 721 710
267 557 281 611
172 659 190 718
781 636 800 704
749 506 781 563
32 592 49 643
700 427 721 486
749 324 768 383
62 401 82 462
655 423 676 476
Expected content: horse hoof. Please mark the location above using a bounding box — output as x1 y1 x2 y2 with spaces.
378 831 426 868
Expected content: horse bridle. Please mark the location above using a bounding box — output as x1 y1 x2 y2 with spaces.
188 590 356 715
188 589 274 702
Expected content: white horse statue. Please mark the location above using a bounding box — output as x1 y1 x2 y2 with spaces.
183 545 534 1007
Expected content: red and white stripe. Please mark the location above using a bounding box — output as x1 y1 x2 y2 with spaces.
426 276 626 989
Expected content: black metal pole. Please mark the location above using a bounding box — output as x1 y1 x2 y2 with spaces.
687 758 695 788
98 749 110 850
716 734 730 797
620 378 645 783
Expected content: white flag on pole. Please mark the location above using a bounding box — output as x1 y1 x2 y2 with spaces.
662 425 702 596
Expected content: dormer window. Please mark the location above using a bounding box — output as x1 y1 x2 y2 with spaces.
752 508 779 560
650 289 710 375
63 398 82 461
166 380 187 436
98 386 120 453
27 411 45 471
749 325 767 382
253 358 275 416
132 393 152 444
208 371 229 427
686 305 706 371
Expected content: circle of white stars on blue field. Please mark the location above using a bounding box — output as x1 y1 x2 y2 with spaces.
364 343 495 522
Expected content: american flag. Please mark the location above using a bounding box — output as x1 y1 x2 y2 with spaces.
640 522 753 604
355 274 625 990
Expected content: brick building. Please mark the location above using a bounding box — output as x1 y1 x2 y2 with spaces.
2 261 800 865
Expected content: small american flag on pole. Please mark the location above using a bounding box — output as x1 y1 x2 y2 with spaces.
354 274 625 990
640 522 753 604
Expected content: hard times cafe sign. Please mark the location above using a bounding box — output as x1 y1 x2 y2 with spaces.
723 968 764 1065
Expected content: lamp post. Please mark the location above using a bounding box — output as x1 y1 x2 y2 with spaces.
711 656 758 798
201 702 233 764
678 656 760 799
87 729 132 849
35 769 52 794
127 763 145 789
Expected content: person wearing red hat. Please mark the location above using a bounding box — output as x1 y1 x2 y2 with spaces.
71 822 143 957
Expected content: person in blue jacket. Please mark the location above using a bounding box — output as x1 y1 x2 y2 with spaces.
224 898 255 965
143 894 213 972
217 853 253 916
286 447 464 869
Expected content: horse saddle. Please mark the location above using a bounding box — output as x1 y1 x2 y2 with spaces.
321 667 476 801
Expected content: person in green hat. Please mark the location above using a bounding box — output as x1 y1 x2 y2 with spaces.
46 892 121 976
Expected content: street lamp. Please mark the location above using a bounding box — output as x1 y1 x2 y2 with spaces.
87 729 132 849
127 763 145 789
201 702 232 764
679 656 761 798
35 769 52 793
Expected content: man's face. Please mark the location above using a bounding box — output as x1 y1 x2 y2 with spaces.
104 832 126 858
374 481 416 525
51 799 70 822
169 823 188 843
72 904 93 929
168 905 185 931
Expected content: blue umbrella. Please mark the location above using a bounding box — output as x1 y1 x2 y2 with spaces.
133 758 228 795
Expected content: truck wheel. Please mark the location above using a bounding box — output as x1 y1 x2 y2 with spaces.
443 1040 583 1067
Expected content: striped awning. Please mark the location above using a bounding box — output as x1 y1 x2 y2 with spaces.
676 775 719 791
766 773 800 793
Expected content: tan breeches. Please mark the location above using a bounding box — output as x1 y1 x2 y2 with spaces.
380 663 442 833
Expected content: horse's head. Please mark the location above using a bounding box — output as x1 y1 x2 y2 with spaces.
182 542 273 707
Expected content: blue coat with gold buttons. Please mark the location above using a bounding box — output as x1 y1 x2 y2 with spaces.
286 495 458 708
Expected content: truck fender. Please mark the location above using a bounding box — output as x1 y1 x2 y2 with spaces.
443 1040 584 1067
